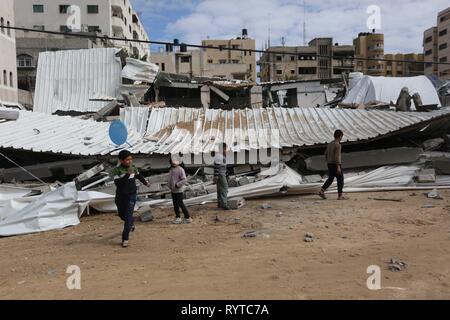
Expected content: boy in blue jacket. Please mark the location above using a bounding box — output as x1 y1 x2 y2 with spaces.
112 150 149 248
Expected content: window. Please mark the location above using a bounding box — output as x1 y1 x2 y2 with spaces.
440 29 448 37
60 25 71 33
9 72 13 87
424 36 433 44
439 43 448 50
249 64 252 71
440 57 448 63
425 49 433 56
232 45 240 49
0 17 3 34
33 25 45 31
276 55 282 62
17 55 33 68
59 5 70 14
180 56 190 63
218 45 226 51
425 62 433 68
161 63 165 71
219 59 227 64
276 70 283 75
2 70 6 85
291 56 295 61
208 59 213 64
33 5 44 13
87 5 99 14
231 59 239 64
6 21 10 36
299 67 317 75
290 70 295 74
88 26 100 33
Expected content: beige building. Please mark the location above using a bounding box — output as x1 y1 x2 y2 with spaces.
424 7 450 80
0 0 18 103
354 32 385 76
151 30 257 82
14 0 150 60
384 53 424 77
258 38 355 82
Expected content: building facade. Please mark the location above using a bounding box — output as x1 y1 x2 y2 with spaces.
353 32 385 76
258 38 354 82
0 0 18 103
14 0 150 60
384 53 424 77
424 7 450 80
151 30 257 82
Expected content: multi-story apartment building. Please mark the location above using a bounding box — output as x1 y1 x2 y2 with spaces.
353 32 385 76
424 7 450 80
151 30 257 82
14 0 150 60
258 38 355 82
0 0 18 104
384 53 424 77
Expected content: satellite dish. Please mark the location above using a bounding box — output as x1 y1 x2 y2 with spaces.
109 120 128 146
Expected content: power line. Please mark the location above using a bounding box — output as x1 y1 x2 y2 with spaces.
5 25 450 67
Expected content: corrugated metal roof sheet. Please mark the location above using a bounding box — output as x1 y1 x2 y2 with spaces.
2 107 450 157
0 108 142 156
34 48 122 114
126 107 450 154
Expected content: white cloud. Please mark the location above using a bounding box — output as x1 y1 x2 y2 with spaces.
161 0 449 54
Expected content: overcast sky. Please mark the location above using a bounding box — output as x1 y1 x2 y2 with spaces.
131 0 448 54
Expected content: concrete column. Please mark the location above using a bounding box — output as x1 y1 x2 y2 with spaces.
250 85 263 107
201 85 210 110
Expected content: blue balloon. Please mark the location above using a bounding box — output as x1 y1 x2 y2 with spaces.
109 120 128 146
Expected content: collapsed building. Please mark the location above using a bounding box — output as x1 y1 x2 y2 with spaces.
1 47 450 236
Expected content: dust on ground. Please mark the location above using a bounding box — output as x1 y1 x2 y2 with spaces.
1 190 450 300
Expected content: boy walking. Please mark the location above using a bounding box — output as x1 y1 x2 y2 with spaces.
319 130 348 201
214 143 230 210
168 157 192 224
113 150 149 248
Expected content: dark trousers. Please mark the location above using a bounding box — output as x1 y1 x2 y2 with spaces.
321 163 344 194
115 193 137 242
172 192 190 219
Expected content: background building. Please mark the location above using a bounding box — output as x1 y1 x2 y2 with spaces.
384 53 424 77
0 0 18 104
14 0 150 60
424 7 450 80
354 32 385 76
258 38 354 82
151 30 257 82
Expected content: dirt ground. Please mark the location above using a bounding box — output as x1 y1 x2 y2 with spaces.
1 190 450 300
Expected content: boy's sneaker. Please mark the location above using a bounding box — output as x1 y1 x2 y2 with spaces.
122 240 129 248
172 217 182 224
131 225 136 232
184 218 193 224
318 190 327 200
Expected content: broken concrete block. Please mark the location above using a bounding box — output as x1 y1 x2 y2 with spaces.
75 164 105 183
233 165 252 175
203 167 215 175
140 211 154 222
432 158 450 175
423 138 445 151
426 189 443 200
261 203 272 209
305 147 422 171
228 197 246 210
242 231 257 238
303 175 323 183
237 177 250 186
417 168 436 183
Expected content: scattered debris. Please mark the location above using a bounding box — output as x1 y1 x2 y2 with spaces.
426 189 443 200
140 211 154 222
422 204 436 209
276 212 283 218
369 197 404 202
261 203 272 210
228 197 246 210
304 233 315 243
388 258 407 272
242 231 257 238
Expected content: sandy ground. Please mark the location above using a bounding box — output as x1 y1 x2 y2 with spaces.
1 190 450 300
